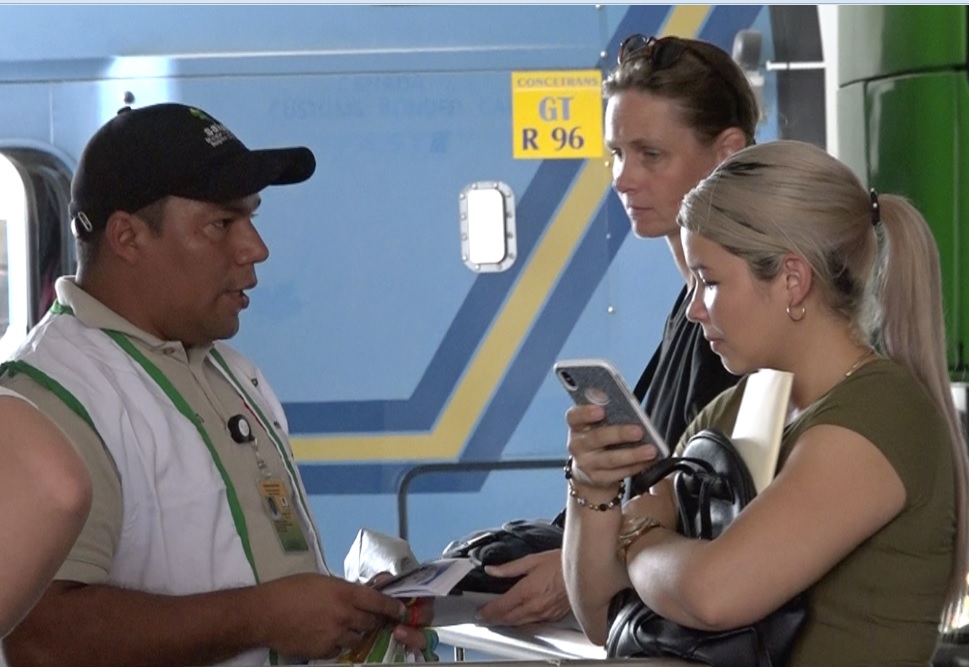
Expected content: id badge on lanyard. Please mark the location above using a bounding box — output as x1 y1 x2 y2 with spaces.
228 413 310 553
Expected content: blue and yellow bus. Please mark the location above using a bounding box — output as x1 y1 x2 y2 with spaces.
0 4 821 566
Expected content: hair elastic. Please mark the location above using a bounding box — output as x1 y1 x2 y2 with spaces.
869 188 880 227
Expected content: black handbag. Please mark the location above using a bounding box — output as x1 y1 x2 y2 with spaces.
441 518 563 594
606 428 808 667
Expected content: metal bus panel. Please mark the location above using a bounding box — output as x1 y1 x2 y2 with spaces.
838 5 968 88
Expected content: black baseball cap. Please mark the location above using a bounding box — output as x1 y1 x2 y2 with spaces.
70 103 316 236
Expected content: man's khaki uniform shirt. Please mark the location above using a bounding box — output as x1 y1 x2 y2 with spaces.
0 280 321 585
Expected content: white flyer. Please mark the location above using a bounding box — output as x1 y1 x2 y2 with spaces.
377 558 476 598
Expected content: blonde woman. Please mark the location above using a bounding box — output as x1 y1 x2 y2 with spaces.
563 140 969 665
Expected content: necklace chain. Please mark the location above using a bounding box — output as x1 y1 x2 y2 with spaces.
785 348 876 427
787 348 877 427
844 348 876 378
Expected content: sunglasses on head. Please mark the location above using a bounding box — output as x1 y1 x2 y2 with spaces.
617 34 690 69
615 33 746 121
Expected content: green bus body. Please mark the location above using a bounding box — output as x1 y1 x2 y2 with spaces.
838 5 969 374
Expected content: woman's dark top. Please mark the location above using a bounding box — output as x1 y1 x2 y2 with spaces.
630 284 740 494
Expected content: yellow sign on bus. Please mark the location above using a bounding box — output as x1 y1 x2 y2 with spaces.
511 70 604 160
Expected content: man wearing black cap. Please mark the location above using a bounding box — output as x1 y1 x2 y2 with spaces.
0 104 429 666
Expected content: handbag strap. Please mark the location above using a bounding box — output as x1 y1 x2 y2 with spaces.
632 454 716 490
633 456 714 537
683 472 719 540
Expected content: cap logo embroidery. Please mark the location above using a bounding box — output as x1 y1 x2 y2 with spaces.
203 123 235 147
188 107 237 148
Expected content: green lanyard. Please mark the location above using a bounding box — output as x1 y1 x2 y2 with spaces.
0 342 260 576
103 331 261 582
208 348 317 549
40 303 291 664
106 333 290 666
48 304 260 572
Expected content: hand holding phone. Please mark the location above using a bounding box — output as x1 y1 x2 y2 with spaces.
554 358 670 458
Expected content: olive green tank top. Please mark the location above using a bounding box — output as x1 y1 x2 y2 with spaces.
682 359 956 666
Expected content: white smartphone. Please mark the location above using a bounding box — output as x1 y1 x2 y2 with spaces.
553 358 670 458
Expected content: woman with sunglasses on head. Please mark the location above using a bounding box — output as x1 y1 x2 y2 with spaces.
474 35 760 627
603 33 760 454
563 139 969 665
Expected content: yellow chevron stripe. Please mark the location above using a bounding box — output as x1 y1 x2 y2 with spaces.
661 5 710 38
292 3 713 462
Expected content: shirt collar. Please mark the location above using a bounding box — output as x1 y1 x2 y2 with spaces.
53 276 214 359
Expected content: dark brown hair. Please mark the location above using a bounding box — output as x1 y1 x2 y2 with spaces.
605 36 759 147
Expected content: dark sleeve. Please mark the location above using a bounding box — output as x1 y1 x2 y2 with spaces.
641 290 741 448
633 287 742 495
682 330 742 437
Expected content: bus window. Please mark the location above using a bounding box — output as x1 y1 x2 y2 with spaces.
460 181 517 273
0 154 27 359
0 150 73 360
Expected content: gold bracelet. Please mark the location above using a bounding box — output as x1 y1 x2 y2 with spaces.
616 515 662 563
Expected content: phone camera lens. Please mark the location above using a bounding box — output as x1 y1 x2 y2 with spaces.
559 370 577 390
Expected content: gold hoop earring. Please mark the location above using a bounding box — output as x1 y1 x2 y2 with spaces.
786 304 806 322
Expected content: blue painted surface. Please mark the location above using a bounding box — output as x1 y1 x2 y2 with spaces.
0 4 776 561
